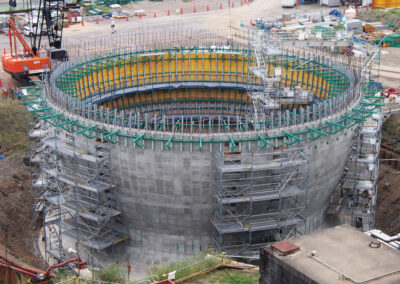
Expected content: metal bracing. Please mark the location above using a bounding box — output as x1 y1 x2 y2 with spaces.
247 30 282 119
327 98 383 232
27 108 130 263
212 146 309 258
27 117 67 261
28 119 48 215
44 132 129 253
41 133 67 261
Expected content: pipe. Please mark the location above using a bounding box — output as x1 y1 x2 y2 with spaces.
0 260 40 279
369 231 400 243
381 143 394 151
0 253 45 275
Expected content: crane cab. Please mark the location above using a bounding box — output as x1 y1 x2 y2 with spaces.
2 47 67 80
2 49 50 79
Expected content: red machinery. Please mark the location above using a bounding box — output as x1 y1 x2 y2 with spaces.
2 17 51 79
2 0 67 80
0 253 86 283
381 88 400 98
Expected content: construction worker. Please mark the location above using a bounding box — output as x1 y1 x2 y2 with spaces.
111 19 116 34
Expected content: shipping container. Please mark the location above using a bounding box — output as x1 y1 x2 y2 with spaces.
373 0 400 9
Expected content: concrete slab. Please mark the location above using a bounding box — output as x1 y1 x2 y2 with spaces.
263 225 400 284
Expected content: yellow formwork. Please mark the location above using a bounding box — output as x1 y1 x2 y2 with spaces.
374 0 400 8
101 88 250 110
76 53 334 101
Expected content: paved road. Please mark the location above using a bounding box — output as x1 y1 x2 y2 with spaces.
0 0 345 87
59 1 334 44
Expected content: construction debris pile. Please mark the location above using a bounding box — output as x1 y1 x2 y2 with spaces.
251 7 400 55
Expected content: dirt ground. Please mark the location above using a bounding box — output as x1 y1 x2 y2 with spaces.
0 99 45 269
375 114 400 236
376 163 400 236
0 150 44 267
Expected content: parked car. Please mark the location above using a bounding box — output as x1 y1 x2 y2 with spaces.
24 23 47 37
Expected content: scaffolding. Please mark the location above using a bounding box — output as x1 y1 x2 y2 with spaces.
28 116 130 262
28 120 48 215
212 146 309 259
327 107 383 232
246 31 322 124
247 30 282 119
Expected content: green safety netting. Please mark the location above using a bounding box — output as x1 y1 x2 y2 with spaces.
374 34 400 48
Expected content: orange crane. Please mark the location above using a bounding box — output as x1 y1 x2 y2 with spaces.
2 17 51 79
1 0 67 81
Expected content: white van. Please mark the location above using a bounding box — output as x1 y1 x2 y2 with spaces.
24 22 47 37
282 0 297 8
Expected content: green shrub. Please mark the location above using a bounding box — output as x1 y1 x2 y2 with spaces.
98 264 127 283
52 269 75 282
149 253 222 281
0 100 29 147
216 270 259 284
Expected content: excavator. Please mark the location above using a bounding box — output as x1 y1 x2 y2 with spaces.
2 0 68 81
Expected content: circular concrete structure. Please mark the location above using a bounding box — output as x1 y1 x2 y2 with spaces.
30 32 378 270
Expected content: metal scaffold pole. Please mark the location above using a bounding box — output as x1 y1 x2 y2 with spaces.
211 146 309 258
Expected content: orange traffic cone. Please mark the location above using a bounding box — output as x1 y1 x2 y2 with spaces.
181 8 183 14
139 14 142 19
96 17 99 24
250 19 252 26
220 3 222 9
81 19 84 26
193 7 196 13
126 15 129 21
154 11 157 17
206 4 209 11
232 2 234 7
168 10 170 16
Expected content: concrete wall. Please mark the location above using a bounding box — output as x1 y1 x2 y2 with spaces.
47 105 357 274
305 126 357 232
102 125 356 269
259 247 318 284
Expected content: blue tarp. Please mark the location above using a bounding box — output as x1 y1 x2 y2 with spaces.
329 9 341 18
